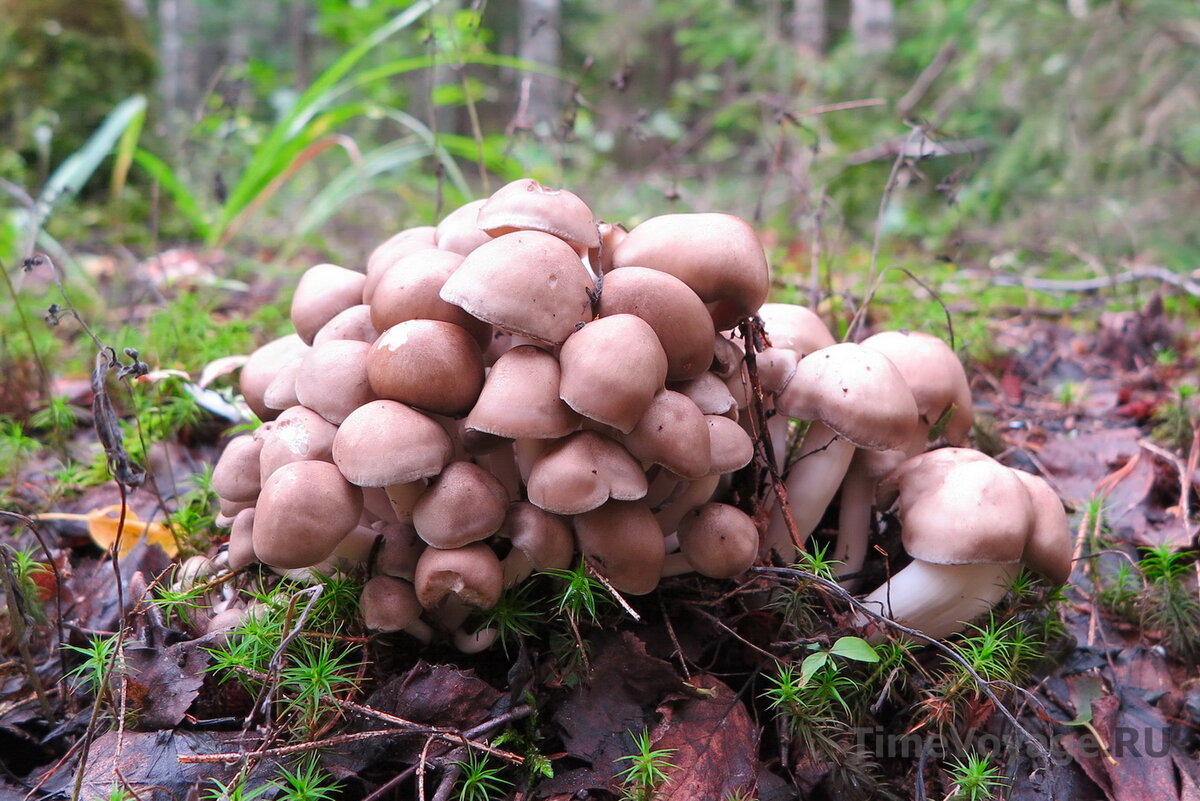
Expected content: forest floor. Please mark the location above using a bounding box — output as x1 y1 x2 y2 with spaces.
1 251 1199 801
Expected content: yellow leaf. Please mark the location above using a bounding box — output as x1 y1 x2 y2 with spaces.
38 505 178 557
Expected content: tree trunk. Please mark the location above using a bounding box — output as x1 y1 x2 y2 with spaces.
157 0 199 139
793 0 826 56
516 0 562 134
850 0 895 55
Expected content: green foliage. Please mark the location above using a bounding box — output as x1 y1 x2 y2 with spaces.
64 632 121 698
944 751 1007 801
1151 385 1197 452
1138 545 1200 661
453 748 512 801
546 559 613 627
481 582 542 655
615 728 676 801
273 755 342 801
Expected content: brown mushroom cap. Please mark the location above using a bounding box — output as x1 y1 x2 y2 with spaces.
212 434 263 503
368 248 492 349
573 500 666 595
227 508 258 571
670 372 738 418
558 314 669 433
756 303 836 357
498 501 575 587
675 502 759 579
257 405 339 482
364 226 437 304
1008 469 1073 585
294 339 377 425
434 198 492 255
476 178 600 250
252 460 363 569
412 461 510 549
333 400 453 487
464 345 580 440
612 213 770 331
439 231 595 345
366 320 485 417
777 343 920 451
526 431 648 515
291 263 368 345
413 542 504 610
240 334 310 422
597 266 715 381
620 389 711 479
705 414 755 474
312 304 379 346
886 450 1035 567
360 575 433 641
861 330 974 446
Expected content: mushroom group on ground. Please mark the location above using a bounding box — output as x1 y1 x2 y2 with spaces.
208 177 1073 649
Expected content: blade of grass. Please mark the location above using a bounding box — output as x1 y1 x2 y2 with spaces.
110 101 147 201
131 149 212 241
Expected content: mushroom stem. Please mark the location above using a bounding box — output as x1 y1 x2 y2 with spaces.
765 422 856 559
854 560 1020 642
832 466 876 590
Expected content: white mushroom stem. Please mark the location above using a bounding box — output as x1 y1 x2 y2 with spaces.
854 560 1021 642
385 480 426 523
499 549 533 588
765 404 791 472
661 550 693 578
453 626 498 654
765 422 856 559
832 466 876 590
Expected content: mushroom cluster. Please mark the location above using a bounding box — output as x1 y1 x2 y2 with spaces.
210 179 772 650
208 178 1073 648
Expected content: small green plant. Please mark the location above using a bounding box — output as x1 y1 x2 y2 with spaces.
279 636 361 732
200 775 273 801
453 748 512 801
1138 544 1200 661
5 544 50 623
64 632 122 698
615 728 676 801
481 582 542 655
1151 385 1197 452
1096 561 1141 620
944 751 1007 801
545 559 612 627
943 616 1044 699
273 755 341 801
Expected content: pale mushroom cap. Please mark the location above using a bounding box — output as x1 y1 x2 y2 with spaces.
333 400 454 487
312 304 379 347
262 357 303 413
756 303 836 356
1009 469 1073 585
440 231 595 345
670 372 737 417
258 404 339 482
526 431 648 515
464 345 580 439
240 334 309 422
887 450 1035 567
612 213 770 331
597 266 715 381
434 198 492 255
360 575 426 632
368 248 492 349
366 320 485 417
412 461 510 549
705 414 755 474
413 542 504 610
227 508 258 571
558 314 669 433
252 460 364 569
477 178 600 250
676 503 759 579
573 500 666 595
777 343 921 452
364 226 438 303
620 389 711 479
861 330 974 446
211 434 263 503
291 263 367 345
294 339 376 425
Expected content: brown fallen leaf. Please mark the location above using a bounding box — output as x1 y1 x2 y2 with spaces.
651 673 759 801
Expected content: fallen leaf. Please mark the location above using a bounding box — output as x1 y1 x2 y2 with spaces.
37 505 178 557
121 636 210 730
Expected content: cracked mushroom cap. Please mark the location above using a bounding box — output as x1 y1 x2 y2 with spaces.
252 460 364 569
558 314 669 433
526 431 648 515
476 178 600 251
368 248 491 349
291 264 368 345
464 345 580 440
257 405 338 482
364 226 437 303
611 213 770 331
573 500 666 596
412 461 510 550
597 266 715 381
777 343 920 452
413 542 504 611
440 231 595 345
333 400 454 487
675 502 759 579
367 320 485 417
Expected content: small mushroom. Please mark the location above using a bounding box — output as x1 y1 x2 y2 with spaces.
366 320 485 418
411 461 509 549
290 263 367 345
573 500 666 595
476 178 600 251
558 314 669 433
661 502 758 579
252 460 364 569
360 575 434 642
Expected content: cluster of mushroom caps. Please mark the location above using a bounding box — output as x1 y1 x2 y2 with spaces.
206 177 1073 650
